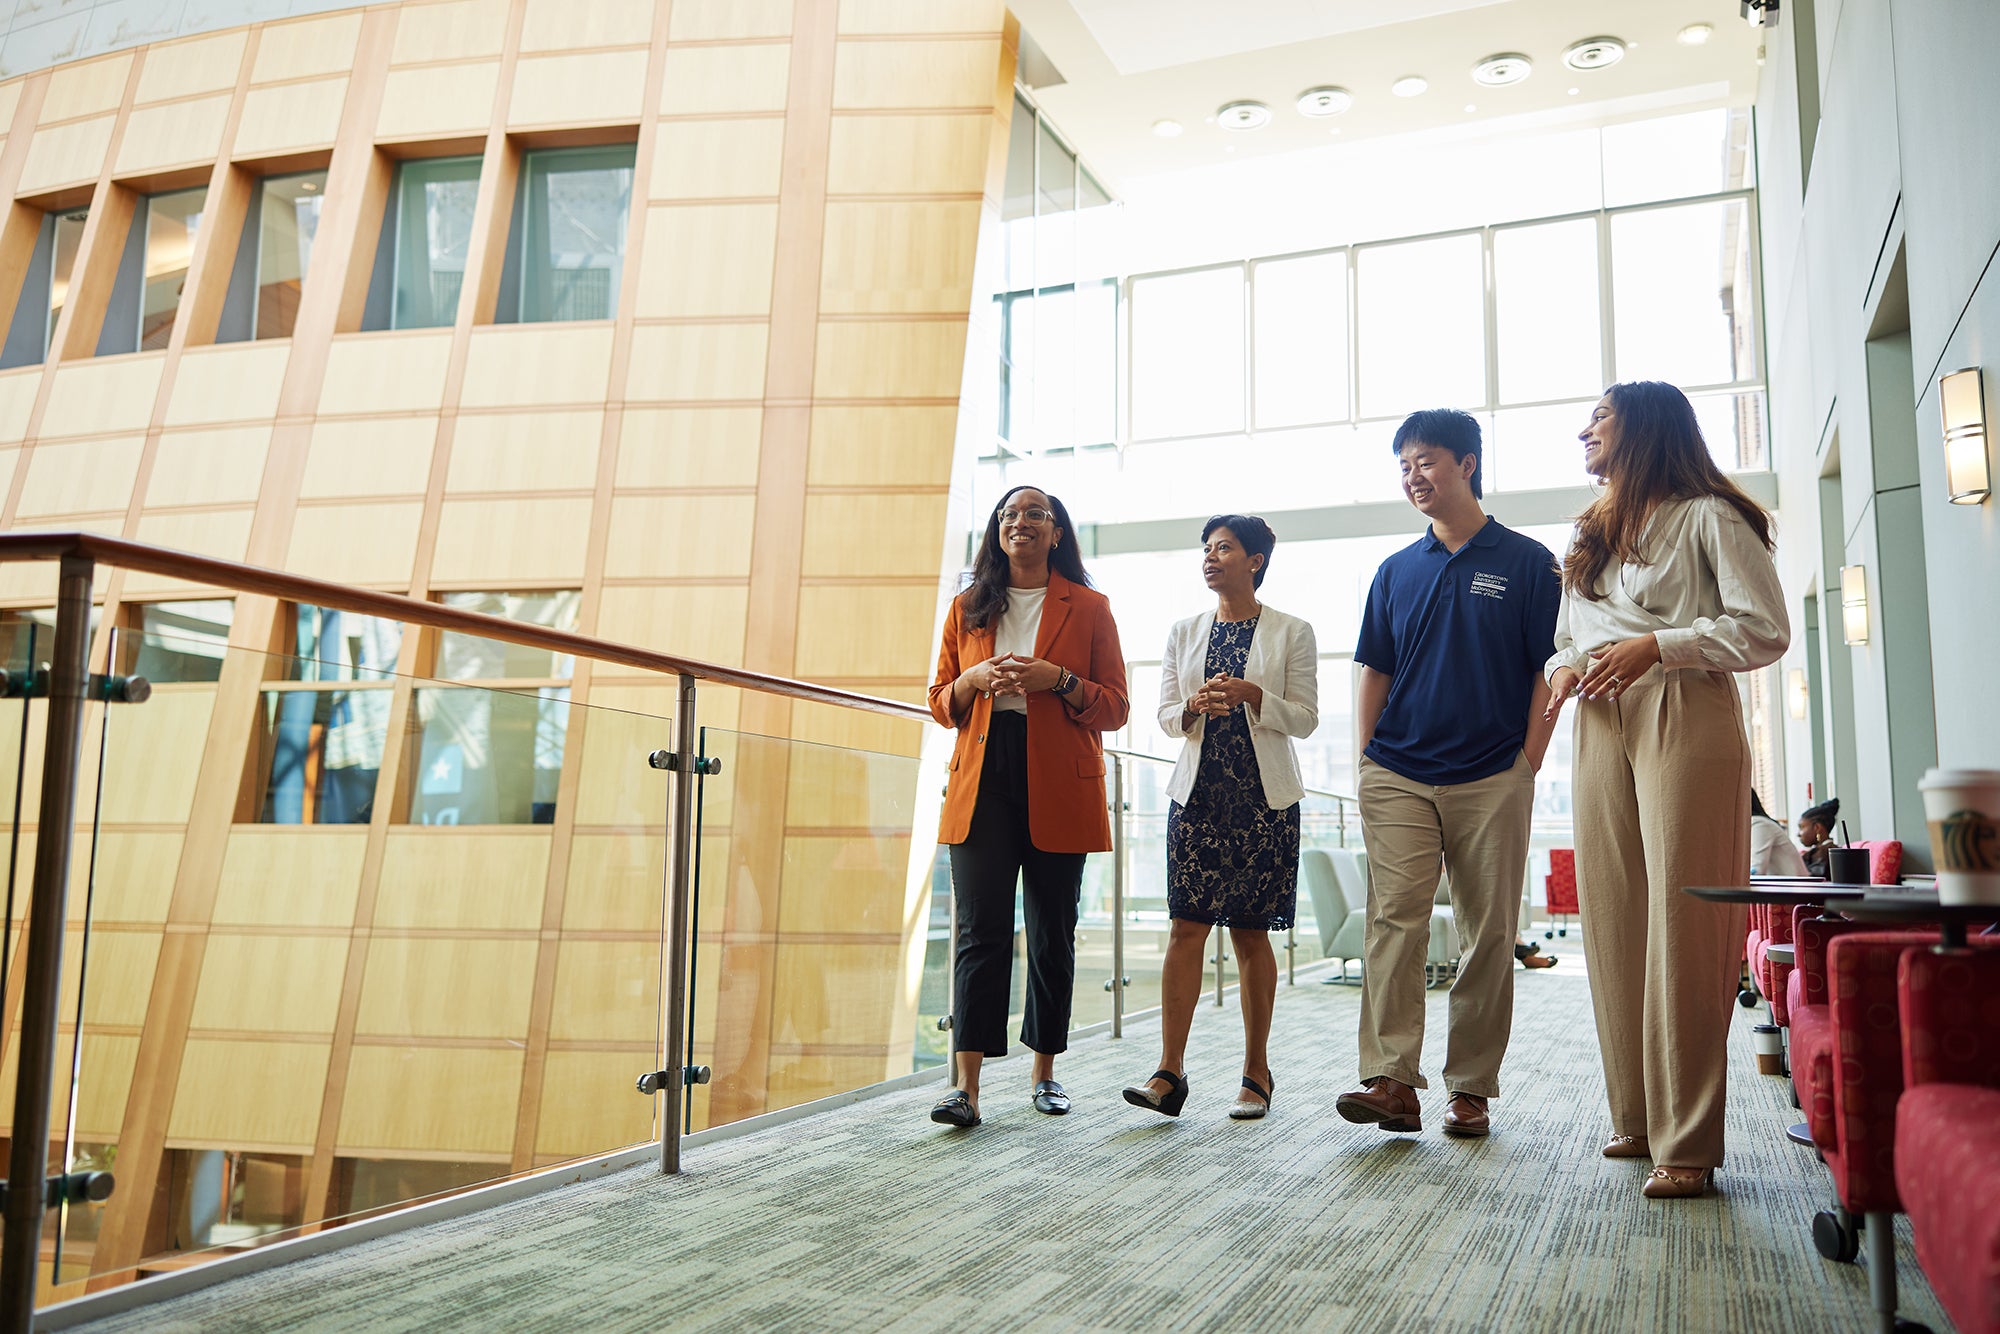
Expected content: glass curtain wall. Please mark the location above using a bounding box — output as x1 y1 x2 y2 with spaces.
980 107 1766 865
518 146 635 322
996 93 1118 455
392 156 482 329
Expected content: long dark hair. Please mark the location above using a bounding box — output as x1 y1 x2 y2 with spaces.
1565 381 1773 599
961 485 1092 631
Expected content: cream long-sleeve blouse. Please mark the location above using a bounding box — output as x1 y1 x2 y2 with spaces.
1544 494 1790 682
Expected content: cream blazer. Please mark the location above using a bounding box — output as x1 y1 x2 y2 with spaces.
1157 605 1319 810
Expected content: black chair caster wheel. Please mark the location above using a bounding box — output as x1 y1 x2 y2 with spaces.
1812 1209 1859 1263
1737 988 1758 1008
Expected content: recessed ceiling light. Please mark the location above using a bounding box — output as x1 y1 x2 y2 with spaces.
1216 100 1272 130
1562 36 1626 70
1471 53 1533 86
1391 75 1428 97
1678 22 1714 44
1296 86 1353 118
1463 103 1477 113
1328 127 1342 135
1152 119 1183 138
1567 86 1580 95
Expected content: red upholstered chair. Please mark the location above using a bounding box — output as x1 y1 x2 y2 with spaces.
1792 924 1928 1176
1897 946 2000 1334
1808 932 2000 1333
1543 848 1577 939
1854 838 1905 885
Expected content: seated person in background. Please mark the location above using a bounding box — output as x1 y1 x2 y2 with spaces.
1796 797 1839 878
1750 790 1809 877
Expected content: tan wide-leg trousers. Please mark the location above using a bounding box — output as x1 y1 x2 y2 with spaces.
1356 751 1535 1098
1573 670 1751 1169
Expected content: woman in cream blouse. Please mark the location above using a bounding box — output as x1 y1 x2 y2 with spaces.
1123 516 1317 1121
1543 381 1789 1198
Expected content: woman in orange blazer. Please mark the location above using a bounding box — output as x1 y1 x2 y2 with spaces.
926 485 1129 1128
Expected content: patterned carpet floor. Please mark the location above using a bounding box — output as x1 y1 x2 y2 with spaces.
68 965 1949 1332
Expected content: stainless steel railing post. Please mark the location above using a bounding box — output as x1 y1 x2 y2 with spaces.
1110 755 1125 1039
659 672 698 1175
0 554 93 1328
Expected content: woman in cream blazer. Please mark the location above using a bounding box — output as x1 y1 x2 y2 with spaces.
1123 516 1318 1121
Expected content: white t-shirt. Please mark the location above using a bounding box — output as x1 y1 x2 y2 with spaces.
991 586 1046 714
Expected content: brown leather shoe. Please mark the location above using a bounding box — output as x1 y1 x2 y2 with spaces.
1441 1092 1490 1138
1334 1076 1422 1132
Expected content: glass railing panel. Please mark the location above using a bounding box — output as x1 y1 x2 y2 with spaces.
1110 753 1171 1016
25 621 673 1306
1294 792 1357 970
691 726 927 1133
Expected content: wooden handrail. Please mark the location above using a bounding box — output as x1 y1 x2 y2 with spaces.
0 532 932 722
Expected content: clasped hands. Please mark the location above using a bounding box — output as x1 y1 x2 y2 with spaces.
962 653 1063 698
1542 633 1662 721
1185 672 1260 719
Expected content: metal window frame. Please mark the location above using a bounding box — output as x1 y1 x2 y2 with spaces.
1117 185 1765 451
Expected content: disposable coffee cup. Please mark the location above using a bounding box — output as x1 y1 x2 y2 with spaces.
1919 767 2000 905
1828 846 1871 887
1752 1023 1783 1075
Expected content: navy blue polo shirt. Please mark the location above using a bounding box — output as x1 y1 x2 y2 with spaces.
1355 517 1561 786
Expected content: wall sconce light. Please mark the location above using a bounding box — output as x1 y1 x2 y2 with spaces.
1840 564 1869 645
1787 667 1808 720
1940 367 1990 504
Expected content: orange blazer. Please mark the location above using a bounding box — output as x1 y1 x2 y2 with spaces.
928 572 1130 853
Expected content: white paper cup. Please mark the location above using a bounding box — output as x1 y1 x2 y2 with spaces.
1752 1023 1784 1075
1920 767 2000 905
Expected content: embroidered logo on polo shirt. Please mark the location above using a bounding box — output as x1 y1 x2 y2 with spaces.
1469 571 1509 600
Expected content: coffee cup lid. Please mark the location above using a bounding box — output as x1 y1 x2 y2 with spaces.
1920 768 2000 787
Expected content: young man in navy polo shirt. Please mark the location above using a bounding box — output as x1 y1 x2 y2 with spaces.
1335 408 1561 1138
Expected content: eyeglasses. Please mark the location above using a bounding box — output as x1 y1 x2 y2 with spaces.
998 506 1053 525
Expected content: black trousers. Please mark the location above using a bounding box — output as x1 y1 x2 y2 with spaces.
947 711 1085 1058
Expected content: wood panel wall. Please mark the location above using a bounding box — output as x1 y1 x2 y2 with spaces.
0 0 1010 1294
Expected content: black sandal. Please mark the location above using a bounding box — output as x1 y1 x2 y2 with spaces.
1229 1075 1274 1120
1031 1080 1071 1115
929 1089 980 1127
1121 1069 1189 1118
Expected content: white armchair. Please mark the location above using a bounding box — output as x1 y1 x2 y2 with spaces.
1302 850 1368 983
1308 848 1461 988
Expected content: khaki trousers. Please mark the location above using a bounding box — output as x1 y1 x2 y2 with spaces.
1356 751 1534 1098
1573 671 1751 1169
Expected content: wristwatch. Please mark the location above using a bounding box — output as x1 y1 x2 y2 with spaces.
1052 668 1079 696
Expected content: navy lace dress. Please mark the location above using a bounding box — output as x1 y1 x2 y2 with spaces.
1166 615 1301 930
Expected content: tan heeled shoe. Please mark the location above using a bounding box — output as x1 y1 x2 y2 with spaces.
1641 1165 1713 1198
1602 1134 1650 1159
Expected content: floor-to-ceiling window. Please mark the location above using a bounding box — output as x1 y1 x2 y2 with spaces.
979 105 1768 850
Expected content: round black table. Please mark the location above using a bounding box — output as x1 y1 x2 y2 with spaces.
1833 894 1997 949
1683 883 1873 906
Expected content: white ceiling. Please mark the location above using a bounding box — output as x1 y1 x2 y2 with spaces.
1070 0 1514 75
1009 0 1766 191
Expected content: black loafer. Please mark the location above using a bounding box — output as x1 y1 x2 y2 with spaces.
1031 1080 1071 1115
930 1090 980 1127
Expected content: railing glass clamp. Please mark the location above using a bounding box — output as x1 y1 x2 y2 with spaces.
646 750 721 775
1103 976 1131 991
636 1066 713 1094
90 674 151 704
0 668 45 699
0 1171 115 1208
